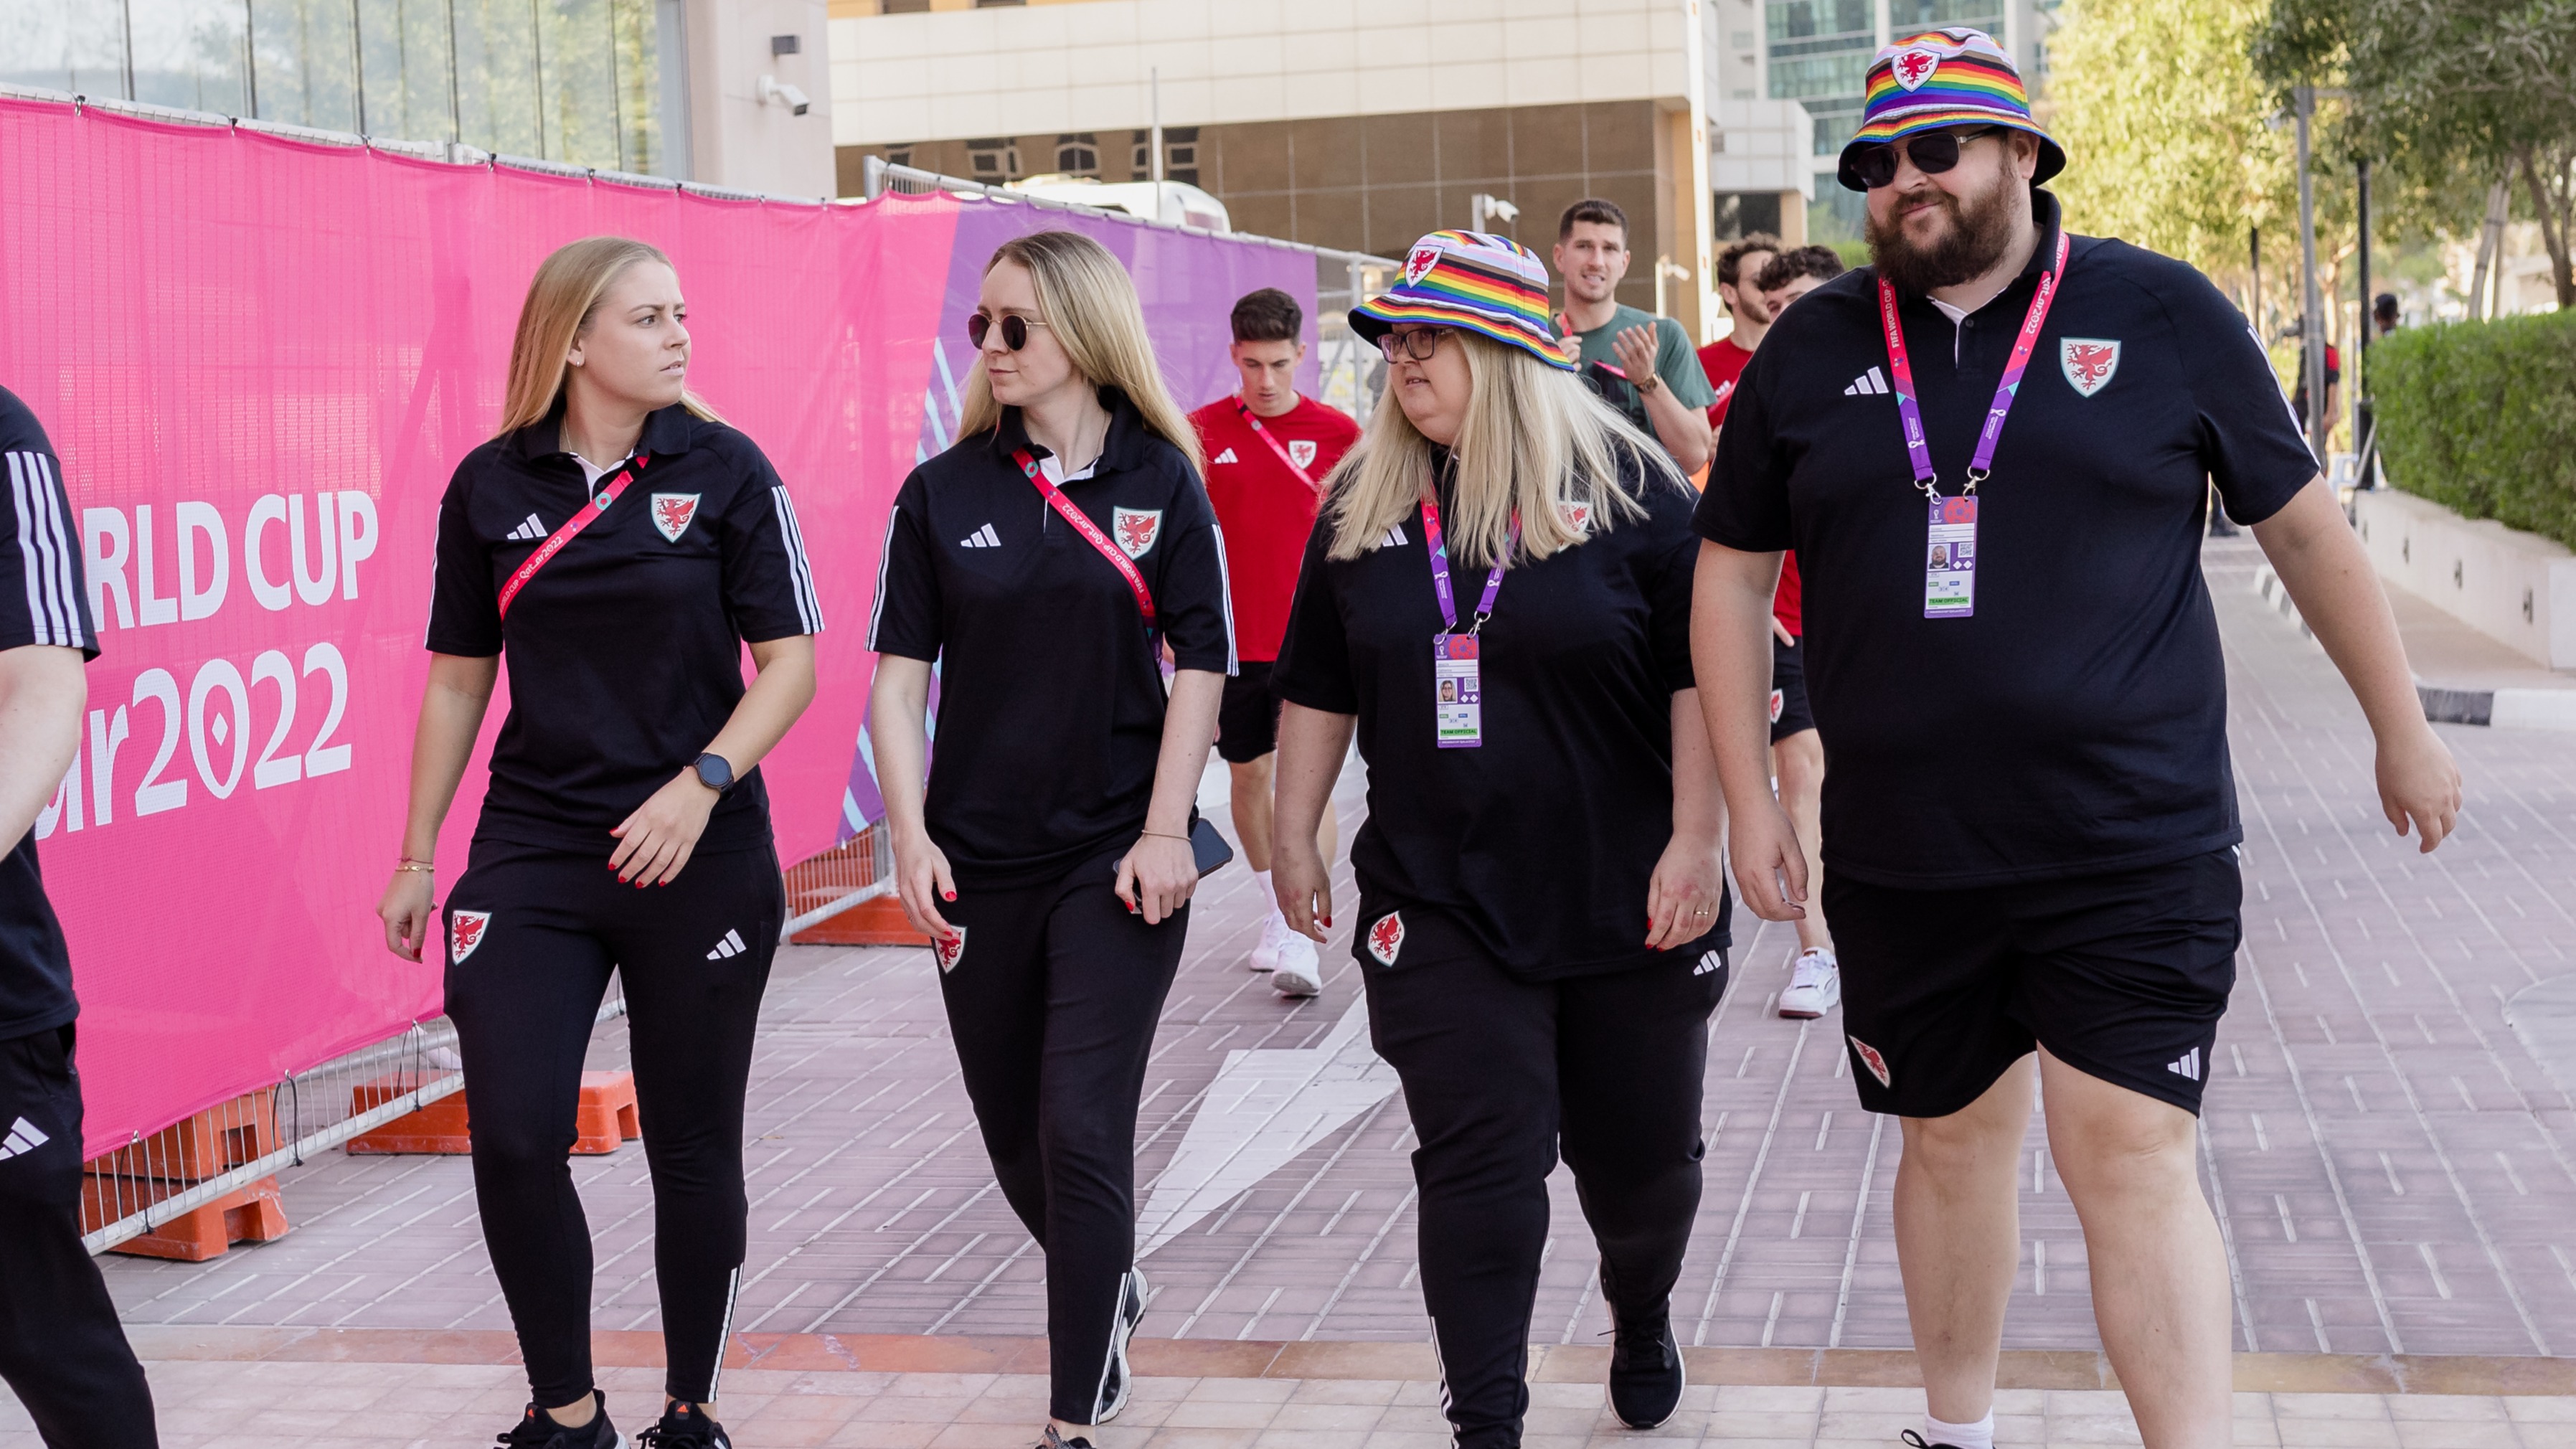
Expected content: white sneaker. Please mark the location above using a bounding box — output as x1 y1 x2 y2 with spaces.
1270 930 1323 998
1777 950 1840 1019
1251 910 1298 972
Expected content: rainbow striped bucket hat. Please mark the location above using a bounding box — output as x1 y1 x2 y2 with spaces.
1839 28 2064 192
1349 230 1575 371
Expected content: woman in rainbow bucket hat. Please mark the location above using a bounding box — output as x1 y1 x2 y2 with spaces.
1268 230 1732 1447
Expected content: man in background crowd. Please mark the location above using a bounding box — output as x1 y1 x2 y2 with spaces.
1189 289 1359 999
1758 246 1848 314
1551 199 1715 472
1697 233 1781 428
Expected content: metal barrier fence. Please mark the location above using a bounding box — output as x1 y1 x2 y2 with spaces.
861 160 1392 423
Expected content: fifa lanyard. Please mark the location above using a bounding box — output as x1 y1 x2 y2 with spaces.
1011 448 1158 633
1417 491 1515 636
497 453 647 620
1877 226 2070 499
1233 399 1319 491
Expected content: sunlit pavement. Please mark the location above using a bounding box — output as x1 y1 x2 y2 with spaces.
13 538 2576 1445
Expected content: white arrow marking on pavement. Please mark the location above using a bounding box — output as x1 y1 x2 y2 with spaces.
1137 996 1400 1257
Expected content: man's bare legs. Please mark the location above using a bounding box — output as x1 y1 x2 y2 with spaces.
1895 1057 2031 1427
1770 728 1831 955
1230 754 1336 876
2039 1048 2233 1448
1895 1050 2233 1448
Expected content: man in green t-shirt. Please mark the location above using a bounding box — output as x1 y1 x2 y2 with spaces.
1550 197 1717 473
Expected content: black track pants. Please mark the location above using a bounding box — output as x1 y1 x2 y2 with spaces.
1357 904 1725 1449
935 849 1187 1425
445 839 783 1407
0 1026 158 1448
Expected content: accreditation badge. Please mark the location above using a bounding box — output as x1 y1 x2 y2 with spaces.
1924 495 1978 619
1433 633 1483 747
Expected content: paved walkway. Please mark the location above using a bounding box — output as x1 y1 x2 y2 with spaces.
8 540 2576 1443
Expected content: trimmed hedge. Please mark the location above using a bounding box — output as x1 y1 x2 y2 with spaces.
2373 311 2576 550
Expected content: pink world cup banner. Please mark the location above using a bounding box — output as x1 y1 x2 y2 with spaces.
0 96 1315 1156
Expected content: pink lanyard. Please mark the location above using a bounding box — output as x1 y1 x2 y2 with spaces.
1012 448 1157 628
497 453 646 620
1234 398 1320 491
1417 492 1516 636
1877 226 2070 499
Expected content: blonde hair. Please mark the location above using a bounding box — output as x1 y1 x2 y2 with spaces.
496 235 723 438
1320 331 1675 567
956 230 1205 475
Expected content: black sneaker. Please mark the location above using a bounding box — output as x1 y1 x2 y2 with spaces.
1039 1427 1095 1449
496 1391 621 1448
1095 1267 1148 1423
637 1401 731 1447
1600 1263 1684 1430
1900 1434 1970 1449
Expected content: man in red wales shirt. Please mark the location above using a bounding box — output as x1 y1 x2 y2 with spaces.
1189 289 1361 998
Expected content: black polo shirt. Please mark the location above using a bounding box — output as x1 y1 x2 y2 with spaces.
1273 452 1728 979
1696 192 2317 889
428 404 823 855
0 387 98 1041
867 392 1236 888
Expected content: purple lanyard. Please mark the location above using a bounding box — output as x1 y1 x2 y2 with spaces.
1418 494 1515 635
1877 226 2070 499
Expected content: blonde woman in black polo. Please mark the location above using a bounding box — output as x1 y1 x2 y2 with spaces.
377 236 819 1449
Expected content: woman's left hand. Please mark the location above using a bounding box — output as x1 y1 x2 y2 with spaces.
1645 829 1727 951
610 770 720 887
1116 831 1199 925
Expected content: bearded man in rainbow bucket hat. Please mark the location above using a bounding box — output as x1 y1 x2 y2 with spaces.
1692 27 2459 1449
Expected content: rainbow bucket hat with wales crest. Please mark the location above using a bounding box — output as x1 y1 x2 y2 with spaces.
1838 27 2065 192
1348 230 1575 371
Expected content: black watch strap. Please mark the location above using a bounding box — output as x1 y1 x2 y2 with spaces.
693 752 735 794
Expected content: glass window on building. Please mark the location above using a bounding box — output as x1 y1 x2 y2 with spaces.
1765 0 1872 158
0 0 686 178
1055 132 1099 176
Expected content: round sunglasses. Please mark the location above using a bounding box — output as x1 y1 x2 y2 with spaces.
967 311 1051 351
1838 126 2004 192
1376 327 1450 363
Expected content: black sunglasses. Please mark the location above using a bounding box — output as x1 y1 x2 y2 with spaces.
966 311 1051 350
1376 327 1450 363
1839 126 2003 192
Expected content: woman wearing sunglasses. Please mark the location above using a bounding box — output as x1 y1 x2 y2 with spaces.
1268 232 1730 1449
865 229 1233 1449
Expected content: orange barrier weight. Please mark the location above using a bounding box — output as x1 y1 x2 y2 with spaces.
90 1176 290 1261
793 892 930 947
346 1070 641 1155
86 1091 278 1183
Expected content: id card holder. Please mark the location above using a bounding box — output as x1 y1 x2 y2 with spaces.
1433 633 1482 747
1924 495 1978 618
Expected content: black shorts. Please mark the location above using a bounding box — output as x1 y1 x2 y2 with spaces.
1769 633 1814 743
1217 660 1283 764
1827 848 2242 1118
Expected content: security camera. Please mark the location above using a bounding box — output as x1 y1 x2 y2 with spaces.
759 75 811 116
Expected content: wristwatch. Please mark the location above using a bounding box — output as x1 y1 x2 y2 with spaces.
1635 372 1663 395
692 752 735 795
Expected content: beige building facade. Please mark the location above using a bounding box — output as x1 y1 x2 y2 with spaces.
826 0 1778 340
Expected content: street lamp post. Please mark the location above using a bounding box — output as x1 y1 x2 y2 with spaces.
2295 82 2326 453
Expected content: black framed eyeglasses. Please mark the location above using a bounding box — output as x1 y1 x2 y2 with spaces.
1839 126 2003 192
1376 327 1449 363
967 311 1050 351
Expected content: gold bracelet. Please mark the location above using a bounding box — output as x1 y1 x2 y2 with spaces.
395 860 435 874
1140 830 1192 843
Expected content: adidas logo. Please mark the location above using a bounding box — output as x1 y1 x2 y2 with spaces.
705 928 749 961
1212 447 1239 464
1377 523 1410 549
506 514 546 541
2166 1047 2202 1081
958 523 1001 549
1694 950 1723 977
0 1116 49 1162
1844 367 1891 397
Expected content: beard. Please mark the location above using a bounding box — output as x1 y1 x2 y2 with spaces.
1730 287 1773 325
1867 166 2022 295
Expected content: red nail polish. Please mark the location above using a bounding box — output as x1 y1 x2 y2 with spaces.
943 890 956 901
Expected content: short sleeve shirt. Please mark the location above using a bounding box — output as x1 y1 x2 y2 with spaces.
1695 194 2318 887
1698 336 1756 426
868 395 1237 887
1191 395 1360 661
1569 306 1718 438
0 387 99 1040
428 405 822 854
1273 452 1728 978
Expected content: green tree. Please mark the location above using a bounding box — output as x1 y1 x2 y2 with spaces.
2257 0 2576 310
